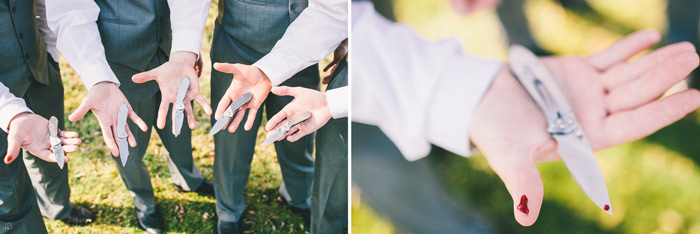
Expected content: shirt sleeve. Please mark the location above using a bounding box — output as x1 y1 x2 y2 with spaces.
46 0 120 90
35 0 60 63
0 83 33 133
351 2 504 161
167 0 210 58
254 0 348 87
326 86 348 119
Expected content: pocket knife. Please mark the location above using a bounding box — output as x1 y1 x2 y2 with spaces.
172 77 190 137
118 102 129 166
48 116 65 169
208 92 253 136
262 111 312 146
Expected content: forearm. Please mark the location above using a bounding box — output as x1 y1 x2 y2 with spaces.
254 0 348 86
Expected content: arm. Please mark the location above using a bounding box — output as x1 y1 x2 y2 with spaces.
351 2 504 161
46 0 147 157
0 83 80 164
212 0 348 133
131 0 212 130
35 0 59 62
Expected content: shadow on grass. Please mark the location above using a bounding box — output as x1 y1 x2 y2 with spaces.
644 113 700 164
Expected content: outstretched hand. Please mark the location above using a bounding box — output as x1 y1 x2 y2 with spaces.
469 29 700 226
132 51 212 130
4 113 81 164
69 82 147 156
265 86 332 142
212 63 272 133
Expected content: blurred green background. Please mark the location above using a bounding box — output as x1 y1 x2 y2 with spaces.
351 0 700 233
44 1 332 233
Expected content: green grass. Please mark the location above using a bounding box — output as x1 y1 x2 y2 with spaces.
45 2 331 233
352 0 700 233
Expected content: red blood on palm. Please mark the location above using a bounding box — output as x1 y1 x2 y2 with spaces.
517 195 529 215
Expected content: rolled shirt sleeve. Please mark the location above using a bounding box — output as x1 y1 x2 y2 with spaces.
168 0 210 58
46 0 120 90
326 86 348 119
254 0 348 87
351 2 504 161
0 83 32 133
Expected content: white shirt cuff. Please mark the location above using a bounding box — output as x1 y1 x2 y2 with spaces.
425 55 504 157
0 107 32 133
326 87 348 118
254 56 289 87
80 63 121 90
171 28 202 58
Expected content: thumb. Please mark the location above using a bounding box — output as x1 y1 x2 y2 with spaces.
132 69 157 83
5 136 21 164
213 63 243 76
68 98 92 122
482 145 544 226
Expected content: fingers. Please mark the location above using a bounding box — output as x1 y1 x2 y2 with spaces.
156 100 169 129
68 98 91 122
4 136 21 164
59 131 79 138
227 108 246 133
603 89 700 148
604 42 696 88
125 124 138 147
266 109 291 131
244 108 258 131
215 96 232 120
213 62 243 76
131 70 157 83
588 29 661 71
62 145 79 154
195 95 213 115
39 150 57 163
99 122 119 156
270 86 301 97
61 137 82 146
606 51 699 112
185 102 196 129
286 122 310 142
489 152 544 226
128 107 148 132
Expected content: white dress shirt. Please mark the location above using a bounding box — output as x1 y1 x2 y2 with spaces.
252 0 348 119
0 83 32 133
46 0 210 90
351 2 504 161
35 0 59 62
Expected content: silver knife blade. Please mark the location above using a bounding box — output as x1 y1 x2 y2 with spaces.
508 44 612 214
118 103 129 166
208 92 253 136
48 116 65 169
172 77 190 137
262 111 311 145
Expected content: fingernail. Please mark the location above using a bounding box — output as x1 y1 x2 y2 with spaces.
517 195 529 215
5 155 12 163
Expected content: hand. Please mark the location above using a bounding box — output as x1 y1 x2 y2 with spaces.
469 29 700 226
213 63 272 133
69 82 148 156
4 113 81 164
265 86 332 142
132 51 213 130
323 39 349 84
450 0 501 15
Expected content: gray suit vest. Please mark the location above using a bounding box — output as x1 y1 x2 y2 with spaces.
0 0 49 97
95 0 172 72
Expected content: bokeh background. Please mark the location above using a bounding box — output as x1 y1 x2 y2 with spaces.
351 0 700 233
44 1 332 233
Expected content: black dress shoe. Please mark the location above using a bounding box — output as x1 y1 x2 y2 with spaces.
60 205 96 225
280 193 311 225
175 180 215 197
218 220 240 234
137 212 164 234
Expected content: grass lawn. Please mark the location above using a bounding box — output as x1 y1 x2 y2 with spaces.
44 1 329 233
351 0 700 233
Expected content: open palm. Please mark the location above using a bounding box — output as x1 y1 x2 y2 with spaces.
469 29 700 226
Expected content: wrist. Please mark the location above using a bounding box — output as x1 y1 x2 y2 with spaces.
7 112 32 131
170 51 197 66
